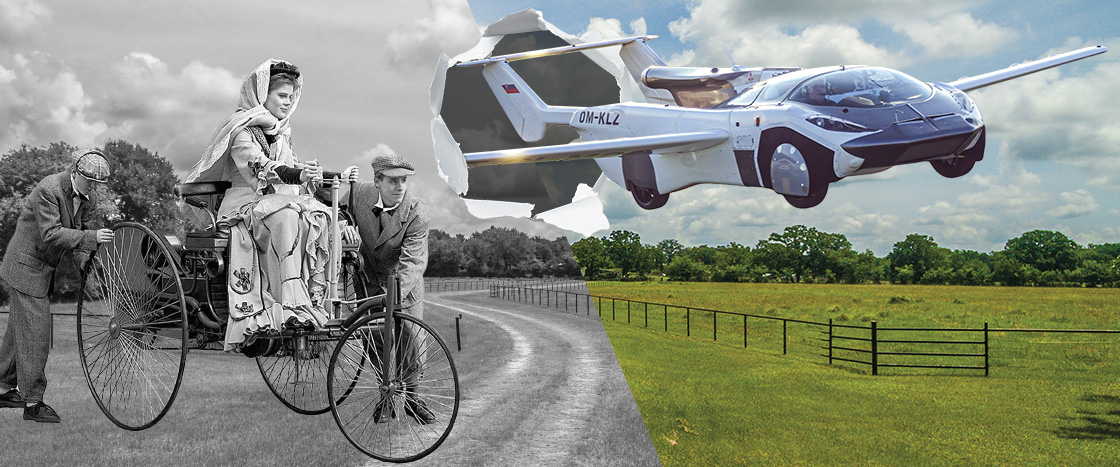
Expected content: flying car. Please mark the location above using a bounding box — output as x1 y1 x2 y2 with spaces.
452 36 1106 209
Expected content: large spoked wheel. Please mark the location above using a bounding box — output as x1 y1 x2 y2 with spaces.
77 222 188 431
328 312 460 463
257 252 368 414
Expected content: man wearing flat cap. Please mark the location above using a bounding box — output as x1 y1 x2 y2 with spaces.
340 152 434 424
0 150 115 423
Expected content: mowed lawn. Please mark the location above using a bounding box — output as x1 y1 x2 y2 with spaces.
590 282 1120 466
0 307 480 466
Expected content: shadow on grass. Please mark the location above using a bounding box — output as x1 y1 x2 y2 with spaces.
1053 394 1120 440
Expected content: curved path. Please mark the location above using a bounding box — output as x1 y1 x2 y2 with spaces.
398 289 660 466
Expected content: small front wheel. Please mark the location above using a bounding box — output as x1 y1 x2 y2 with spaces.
328 312 460 462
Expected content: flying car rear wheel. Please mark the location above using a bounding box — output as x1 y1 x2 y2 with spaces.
930 155 976 178
783 184 828 209
631 185 669 210
77 222 188 431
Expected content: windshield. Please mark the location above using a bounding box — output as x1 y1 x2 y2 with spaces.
787 67 931 108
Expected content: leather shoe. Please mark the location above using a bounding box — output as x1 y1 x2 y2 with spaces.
0 389 25 409
24 401 61 423
405 397 436 425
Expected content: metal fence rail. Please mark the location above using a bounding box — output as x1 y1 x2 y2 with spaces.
490 283 1120 377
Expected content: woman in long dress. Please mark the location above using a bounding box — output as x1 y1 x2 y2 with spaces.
184 59 352 352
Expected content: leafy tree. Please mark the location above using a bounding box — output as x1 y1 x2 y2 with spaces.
887 234 948 284
426 230 467 276
571 236 611 279
665 256 710 282
655 238 684 268
1003 229 1079 273
754 225 851 282
101 140 181 234
603 230 648 276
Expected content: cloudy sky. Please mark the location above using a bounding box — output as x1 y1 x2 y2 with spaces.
0 0 568 239
2 0 1117 255
467 0 1120 254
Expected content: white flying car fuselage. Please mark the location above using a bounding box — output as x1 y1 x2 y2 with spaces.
455 36 1106 209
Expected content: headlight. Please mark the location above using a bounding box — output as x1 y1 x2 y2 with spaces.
951 89 974 113
806 115 873 132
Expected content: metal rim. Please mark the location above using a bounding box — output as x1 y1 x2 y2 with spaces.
76 222 188 431
328 312 460 462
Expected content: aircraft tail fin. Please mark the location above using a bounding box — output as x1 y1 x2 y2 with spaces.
477 61 577 142
619 40 675 104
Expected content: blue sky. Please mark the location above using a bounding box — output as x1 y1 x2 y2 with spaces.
0 0 1116 254
467 0 1120 254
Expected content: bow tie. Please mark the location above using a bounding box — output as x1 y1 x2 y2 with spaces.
372 206 383 217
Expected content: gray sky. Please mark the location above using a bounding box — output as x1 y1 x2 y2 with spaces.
3 0 1118 254
0 0 567 239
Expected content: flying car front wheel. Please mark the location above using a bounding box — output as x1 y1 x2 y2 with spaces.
784 183 828 209
930 155 976 178
631 185 669 210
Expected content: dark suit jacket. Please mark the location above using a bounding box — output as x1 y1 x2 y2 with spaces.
348 183 429 308
0 171 98 298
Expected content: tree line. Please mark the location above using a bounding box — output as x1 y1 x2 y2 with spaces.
0 141 580 306
572 226 1120 287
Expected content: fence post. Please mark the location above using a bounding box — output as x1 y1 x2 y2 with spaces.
783 320 787 355
598 296 601 317
627 300 631 324
984 321 989 377
743 315 747 348
828 319 833 365
687 307 690 337
871 321 878 376
644 302 648 328
664 306 668 332
455 314 462 352
713 312 717 341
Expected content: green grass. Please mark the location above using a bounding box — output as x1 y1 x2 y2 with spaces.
591 282 1120 466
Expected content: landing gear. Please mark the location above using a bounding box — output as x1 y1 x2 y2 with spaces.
783 183 828 209
930 155 976 178
630 185 669 210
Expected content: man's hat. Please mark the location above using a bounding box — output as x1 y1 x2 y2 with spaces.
370 153 415 178
73 150 111 183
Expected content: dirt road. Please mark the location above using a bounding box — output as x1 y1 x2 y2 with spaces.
401 289 660 466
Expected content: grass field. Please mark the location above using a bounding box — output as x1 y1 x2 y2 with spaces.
0 307 481 466
588 282 1120 466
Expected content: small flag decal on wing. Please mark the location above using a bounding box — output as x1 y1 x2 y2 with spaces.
502 84 519 94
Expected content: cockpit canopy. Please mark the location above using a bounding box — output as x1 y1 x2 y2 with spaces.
719 67 932 108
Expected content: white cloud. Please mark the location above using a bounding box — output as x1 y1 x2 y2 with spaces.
386 0 480 71
95 53 240 172
668 21 906 69
969 37 1120 185
578 16 648 42
893 13 1016 58
0 51 104 153
0 0 50 45
1047 189 1098 218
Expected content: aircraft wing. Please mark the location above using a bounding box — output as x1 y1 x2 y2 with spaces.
464 130 730 167
948 46 1107 92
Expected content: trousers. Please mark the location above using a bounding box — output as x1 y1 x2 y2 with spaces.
0 284 53 403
